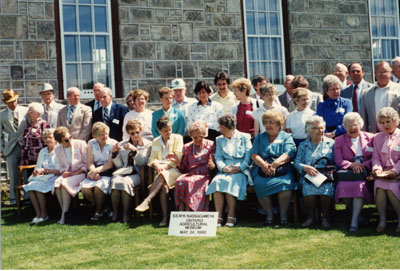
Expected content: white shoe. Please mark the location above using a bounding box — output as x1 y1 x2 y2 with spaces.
36 216 49 224
30 217 39 224
225 217 236 227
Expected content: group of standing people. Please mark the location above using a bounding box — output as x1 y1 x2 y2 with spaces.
1 58 400 233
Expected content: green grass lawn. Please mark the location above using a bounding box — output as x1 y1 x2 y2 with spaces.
2 202 400 269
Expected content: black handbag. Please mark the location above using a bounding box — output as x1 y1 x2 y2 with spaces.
258 156 293 177
335 169 368 181
305 157 335 183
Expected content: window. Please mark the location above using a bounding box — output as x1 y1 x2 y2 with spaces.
59 0 115 98
243 0 286 84
369 0 400 68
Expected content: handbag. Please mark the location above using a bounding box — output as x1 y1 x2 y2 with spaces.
305 157 335 184
335 169 368 181
258 156 293 177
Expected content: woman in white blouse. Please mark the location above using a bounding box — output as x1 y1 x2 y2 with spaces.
24 129 60 224
186 81 224 141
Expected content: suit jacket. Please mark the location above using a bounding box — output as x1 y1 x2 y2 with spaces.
0 105 28 156
147 134 183 168
93 102 129 141
359 81 400 133
341 80 372 110
334 131 375 170
54 139 88 173
85 99 101 112
151 107 185 138
278 91 290 109
43 101 65 128
372 128 400 174
57 103 92 141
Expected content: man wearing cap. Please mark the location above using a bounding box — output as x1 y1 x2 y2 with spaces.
171 78 196 113
0 89 28 205
40 83 65 128
86 82 105 112
93 87 128 141
57 87 92 141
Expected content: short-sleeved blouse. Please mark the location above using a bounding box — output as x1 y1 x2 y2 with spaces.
89 138 118 166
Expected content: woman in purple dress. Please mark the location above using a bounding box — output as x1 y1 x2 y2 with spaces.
174 121 216 211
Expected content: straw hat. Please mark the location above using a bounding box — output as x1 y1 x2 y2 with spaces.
2 89 19 103
40 83 55 94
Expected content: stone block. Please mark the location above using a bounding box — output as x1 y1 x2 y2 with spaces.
339 4 358 14
12 81 24 89
45 2 54 19
205 3 215 12
307 77 320 93
226 0 240 13
162 43 190 60
184 10 203 22
345 16 361 28
183 0 203 9
290 45 303 59
37 21 55 40
195 28 219 42
314 61 331 75
154 62 176 78
0 66 9 80
0 81 11 90
37 61 57 79
0 16 28 39
320 15 343 29
229 62 244 76
344 50 361 60
182 62 196 77
121 42 131 59
138 80 166 102
321 47 335 59
119 7 129 23
198 61 223 77
0 46 14 60
290 30 311 44
191 44 206 52
123 61 144 79
10 65 23 80
48 42 57 59
131 8 154 23
132 43 156 59
28 2 44 19
340 34 351 45
180 23 193 42
303 46 321 59
120 25 139 41
236 43 244 59
191 53 206 60
291 60 307 75
307 0 323 12
213 14 235 26
120 0 139 5
311 30 339 45
207 44 235 60
297 14 314 28
24 64 36 80
23 41 47 59
1 0 18 13
230 28 242 42
289 0 306 12
26 81 43 97
151 0 173 8
150 25 171 41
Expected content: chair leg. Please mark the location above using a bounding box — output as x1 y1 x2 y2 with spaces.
135 188 140 219
293 190 299 224
15 187 21 218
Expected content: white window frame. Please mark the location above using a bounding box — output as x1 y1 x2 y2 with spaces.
368 0 400 75
59 0 115 99
243 0 286 93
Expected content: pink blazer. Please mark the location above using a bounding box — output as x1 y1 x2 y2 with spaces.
334 131 375 170
55 139 88 173
372 128 400 173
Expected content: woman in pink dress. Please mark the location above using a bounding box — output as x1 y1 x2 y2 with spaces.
334 112 374 232
372 107 400 233
174 121 216 211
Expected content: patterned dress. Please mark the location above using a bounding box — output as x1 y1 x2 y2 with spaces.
81 138 117 194
20 119 50 165
174 140 215 211
23 147 60 193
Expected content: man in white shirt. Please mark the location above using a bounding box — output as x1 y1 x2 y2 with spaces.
334 63 351 88
392 57 400 83
359 61 400 132
40 83 65 128
210 71 237 114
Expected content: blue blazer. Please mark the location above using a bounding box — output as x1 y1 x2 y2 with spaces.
316 97 352 136
151 107 185 138
93 102 129 141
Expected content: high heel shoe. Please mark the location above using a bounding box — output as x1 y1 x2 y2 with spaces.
135 200 150 212
225 217 236 227
217 217 224 227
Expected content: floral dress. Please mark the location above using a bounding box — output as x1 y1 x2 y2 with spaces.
174 140 215 211
20 119 50 165
80 138 117 194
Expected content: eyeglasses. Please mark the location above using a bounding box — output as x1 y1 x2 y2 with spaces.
376 71 390 75
64 136 72 143
129 131 140 136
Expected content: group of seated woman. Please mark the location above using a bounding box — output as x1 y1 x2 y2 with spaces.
19 77 400 234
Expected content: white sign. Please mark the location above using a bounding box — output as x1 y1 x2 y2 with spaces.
168 211 218 237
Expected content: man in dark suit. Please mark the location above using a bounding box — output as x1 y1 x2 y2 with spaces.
86 82 105 112
392 57 400 83
93 87 129 141
341 63 372 113
278 74 295 111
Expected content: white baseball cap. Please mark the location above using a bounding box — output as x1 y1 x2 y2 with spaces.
171 78 186 90
40 83 55 94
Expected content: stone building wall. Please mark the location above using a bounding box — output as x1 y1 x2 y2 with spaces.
118 0 245 102
0 0 58 103
287 0 373 92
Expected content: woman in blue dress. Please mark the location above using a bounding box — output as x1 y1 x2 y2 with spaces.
294 115 335 228
316 74 352 138
206 114 252 227
251 110 298 226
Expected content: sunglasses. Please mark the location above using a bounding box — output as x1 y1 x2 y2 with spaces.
129 131 140 136
64 136 72 143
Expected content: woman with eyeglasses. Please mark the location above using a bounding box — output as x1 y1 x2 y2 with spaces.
110 119 152 222
53 126 88 224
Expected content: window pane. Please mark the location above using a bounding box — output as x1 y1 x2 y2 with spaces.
80 36 93 61
273 62 282 84
95 6 107 32
246 0 254 10
95 36 108 61
246 12 256 35
269 13 279 35
63 5 77 32
271 38 282 60
379 17 386 37
65 36 77 61
371 17 378 36
257 0 266 11
248 38 259 60
79 5 92 32
82 64 94 89
268 0 278 12
95 63 110 86
260 38 270 60
94 0 106 4
66 64 79 88
79 0 91 3
258 13 267 34
64 0 75 4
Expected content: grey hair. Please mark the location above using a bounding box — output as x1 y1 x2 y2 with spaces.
28 102 44 116
343 112 364 129
322 74 342 94
377 107 400 125
67 87 80 96
305 115 326 135
93 82 105 89
100 87 112 96
392 56 400 65
335 63 348 72
188 121 208 137
42 128 55 141
218 114 236 130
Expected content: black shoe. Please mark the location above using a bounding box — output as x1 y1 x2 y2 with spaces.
280 220 288 226
264 219 273 227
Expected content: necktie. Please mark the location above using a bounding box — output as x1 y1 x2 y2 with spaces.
67 105 75 126
352 84 358 112
94 100 99 111
13 111 18 131
43 105 49 122
103 107 109 122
